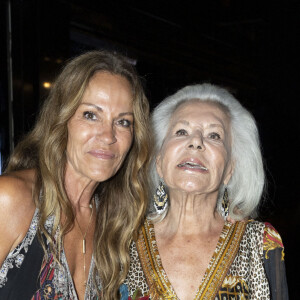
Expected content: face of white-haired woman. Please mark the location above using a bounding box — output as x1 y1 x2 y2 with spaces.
156 100 233 197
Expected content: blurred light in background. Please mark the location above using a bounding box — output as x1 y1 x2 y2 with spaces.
43 82 51 89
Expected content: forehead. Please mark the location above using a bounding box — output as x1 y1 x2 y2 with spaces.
87 72 132 92
171 99 230 125
80 72 133 107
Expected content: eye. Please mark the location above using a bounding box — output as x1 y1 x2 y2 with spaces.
83 111 97 121
116 119 132 128
175 129 188 136
208 132 221 140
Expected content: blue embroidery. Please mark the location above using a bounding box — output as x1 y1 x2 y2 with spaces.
119 283 129 300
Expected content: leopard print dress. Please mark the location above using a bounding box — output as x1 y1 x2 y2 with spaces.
122 220 288 300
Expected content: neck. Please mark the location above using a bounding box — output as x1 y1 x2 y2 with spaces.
64 163 99 211
157 189 224 237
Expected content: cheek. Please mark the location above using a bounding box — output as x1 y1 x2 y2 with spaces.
67 131 84 152
66 125 92 161
66 137 81 164
209 150 229 179
160 158 176 184
157 143 180 179
118 132 133 156
68 120 95 143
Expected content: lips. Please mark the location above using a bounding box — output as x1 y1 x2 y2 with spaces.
88 150 115 159
177 158 208 171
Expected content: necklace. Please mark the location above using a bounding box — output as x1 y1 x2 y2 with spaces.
79 203 93 209
75 199 94 286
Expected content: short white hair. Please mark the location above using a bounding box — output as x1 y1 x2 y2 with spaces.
149 83 265 221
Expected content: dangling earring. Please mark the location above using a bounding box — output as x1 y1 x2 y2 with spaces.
221 186 229 219
153 181 168 214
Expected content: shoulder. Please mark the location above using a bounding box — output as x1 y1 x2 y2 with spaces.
262 222 284 247
245 220 283 244
0 169 36 203
0 168 36 224
0 169 36 213
0 168 35 191
0 169 37 264
261 222 285 262
244 219 265 234
244 220 284 254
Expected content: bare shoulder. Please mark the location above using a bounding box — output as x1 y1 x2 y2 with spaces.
0 169 36 209
0 169 37 266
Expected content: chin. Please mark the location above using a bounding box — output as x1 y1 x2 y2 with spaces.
175 183 204 193
88 169 116 183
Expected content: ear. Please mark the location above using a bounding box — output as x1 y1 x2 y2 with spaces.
224 160 234 185
156 153 163 178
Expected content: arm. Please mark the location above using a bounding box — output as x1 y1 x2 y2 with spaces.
0 171 36 267
263 223 289 300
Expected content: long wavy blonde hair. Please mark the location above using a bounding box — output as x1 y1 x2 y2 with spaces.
5 50 151 299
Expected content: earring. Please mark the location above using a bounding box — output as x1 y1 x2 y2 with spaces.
153 181 168 214
221 186 229 219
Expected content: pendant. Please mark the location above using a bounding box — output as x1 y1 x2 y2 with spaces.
83 239 86 254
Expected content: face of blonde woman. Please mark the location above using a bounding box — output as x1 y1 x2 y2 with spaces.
66 72 134 183
156 101 233 196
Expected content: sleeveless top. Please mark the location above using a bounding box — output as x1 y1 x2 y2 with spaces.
121 219 289 300
0 209 100 299
0 209 43 299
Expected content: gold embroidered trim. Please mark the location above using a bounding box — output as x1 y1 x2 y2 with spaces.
136 219 247 300
195 221 246 299
136 222 176 299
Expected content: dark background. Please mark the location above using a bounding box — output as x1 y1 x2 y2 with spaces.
0 0 298 297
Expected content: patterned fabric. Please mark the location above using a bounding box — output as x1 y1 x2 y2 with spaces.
0 209 39 288
263 222 284 260
124 242 150 297
0 209 100 299
31 249 99 300
124 219 288 300
120 283 150 300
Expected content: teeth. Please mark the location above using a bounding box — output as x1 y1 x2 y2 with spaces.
178 162 208 170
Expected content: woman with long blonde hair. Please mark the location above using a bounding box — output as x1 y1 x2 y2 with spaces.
0 50 151 299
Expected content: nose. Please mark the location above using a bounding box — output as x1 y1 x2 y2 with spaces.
187 133 205 151
97 122 117 145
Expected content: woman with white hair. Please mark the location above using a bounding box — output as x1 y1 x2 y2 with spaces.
122 84 288 299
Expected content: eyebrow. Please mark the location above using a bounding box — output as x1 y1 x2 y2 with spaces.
172 120 225 129
207 123 225 130
80 102 134 117
175 120 189 126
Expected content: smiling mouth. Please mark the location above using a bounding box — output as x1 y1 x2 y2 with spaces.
88 150 115 159
177 162 208 171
